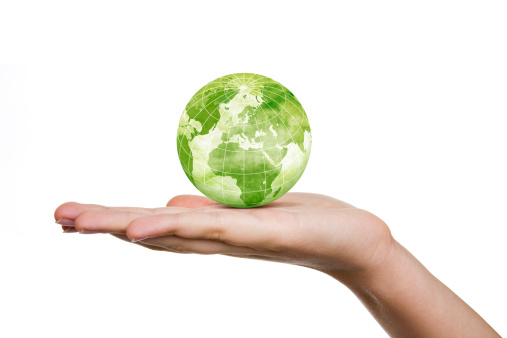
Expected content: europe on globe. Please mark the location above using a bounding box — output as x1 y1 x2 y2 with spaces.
177 73 312 208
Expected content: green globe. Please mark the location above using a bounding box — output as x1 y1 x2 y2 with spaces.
177 73 311 208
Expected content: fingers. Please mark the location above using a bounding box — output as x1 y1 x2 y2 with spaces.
109 233 167 252
126 208 285 251
74 210 147 233
166 195 219 208
55 198 291 253
137 235 264 255
76 207 190 233
55 202 147 222
54 194 219 229
113 232 274 256
54 201 187 222
54 202 188 233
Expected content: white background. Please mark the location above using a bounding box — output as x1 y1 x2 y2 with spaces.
1 1 506 337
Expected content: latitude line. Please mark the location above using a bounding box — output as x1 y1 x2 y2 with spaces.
177 73 311 200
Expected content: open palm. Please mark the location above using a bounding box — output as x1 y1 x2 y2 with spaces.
55 193 393 275
54 193 502 336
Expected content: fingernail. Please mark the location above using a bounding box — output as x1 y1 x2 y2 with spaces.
63 227 79 233
56 218 75 227
79 230 102 234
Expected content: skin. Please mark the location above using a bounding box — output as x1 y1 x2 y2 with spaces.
54 193 500 337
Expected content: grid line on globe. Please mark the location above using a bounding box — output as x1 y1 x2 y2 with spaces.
247 74 269 202
177 73 311 208
179 95 304 179
177 74 309 201
177 74 308 194
179 87 301 165
180 90 307 157
178 75 310 198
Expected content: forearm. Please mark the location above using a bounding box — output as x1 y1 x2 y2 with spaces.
326 240 499 337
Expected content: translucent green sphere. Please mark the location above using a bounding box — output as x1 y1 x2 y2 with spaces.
177 73 311 208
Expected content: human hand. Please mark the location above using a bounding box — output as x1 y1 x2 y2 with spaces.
54 193 394 278
54 193 501 337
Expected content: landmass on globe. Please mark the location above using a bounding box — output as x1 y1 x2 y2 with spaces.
177 73 311 208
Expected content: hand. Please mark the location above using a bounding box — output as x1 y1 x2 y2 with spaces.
54 193 394 277
54 193 501 337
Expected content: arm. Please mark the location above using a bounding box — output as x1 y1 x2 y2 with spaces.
325 239 499 337
54 193 500 337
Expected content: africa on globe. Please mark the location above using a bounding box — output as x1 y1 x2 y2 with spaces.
177 73 311 208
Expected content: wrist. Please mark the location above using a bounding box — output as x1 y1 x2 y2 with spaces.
322 234 404 291
340 239 410 292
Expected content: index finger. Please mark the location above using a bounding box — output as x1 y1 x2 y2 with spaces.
126 207 292 252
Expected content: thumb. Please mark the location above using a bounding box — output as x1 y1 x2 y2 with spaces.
166 194 219 209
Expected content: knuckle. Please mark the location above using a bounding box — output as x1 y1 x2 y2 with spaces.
167 213 181 226
145 207 160 215
204 211 225 241
123 210 140 223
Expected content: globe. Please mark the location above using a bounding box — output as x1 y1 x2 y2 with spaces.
177 73 312 208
